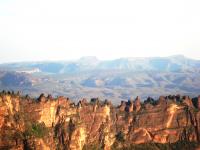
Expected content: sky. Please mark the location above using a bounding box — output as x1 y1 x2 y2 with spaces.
0 0 200 63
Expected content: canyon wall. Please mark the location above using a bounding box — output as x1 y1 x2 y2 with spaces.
0 93 200 150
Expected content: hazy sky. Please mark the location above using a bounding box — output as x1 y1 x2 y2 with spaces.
0 0 200 62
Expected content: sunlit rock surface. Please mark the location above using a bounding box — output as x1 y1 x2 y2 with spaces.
0 92 200 149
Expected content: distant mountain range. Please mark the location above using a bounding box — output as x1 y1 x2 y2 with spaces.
0 55 200 103
1 55 200 74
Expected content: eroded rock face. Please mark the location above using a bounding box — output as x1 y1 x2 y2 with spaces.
158 96 167 106
134 96 141 112
0 93 200 150
183 96 194 108
119 101 126 112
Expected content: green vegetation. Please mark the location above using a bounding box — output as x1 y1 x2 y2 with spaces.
24 122 49 138
193 108 199 113
116 131 125 142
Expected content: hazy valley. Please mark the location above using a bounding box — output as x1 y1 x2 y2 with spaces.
0 55 200 104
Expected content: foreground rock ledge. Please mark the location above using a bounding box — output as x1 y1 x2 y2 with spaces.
0 92 200 150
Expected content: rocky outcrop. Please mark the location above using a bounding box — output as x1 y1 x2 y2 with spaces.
0 93 200 150
134 96 141 112
183 96 194 108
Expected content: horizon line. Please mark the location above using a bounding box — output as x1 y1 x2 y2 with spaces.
0 54 198 64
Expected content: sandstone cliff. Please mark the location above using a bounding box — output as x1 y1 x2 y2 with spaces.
0 92 200 150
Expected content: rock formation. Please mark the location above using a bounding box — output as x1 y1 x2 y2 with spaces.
0 92 200 150
119 101 126 112
183 96 194 108
134 96 141 112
